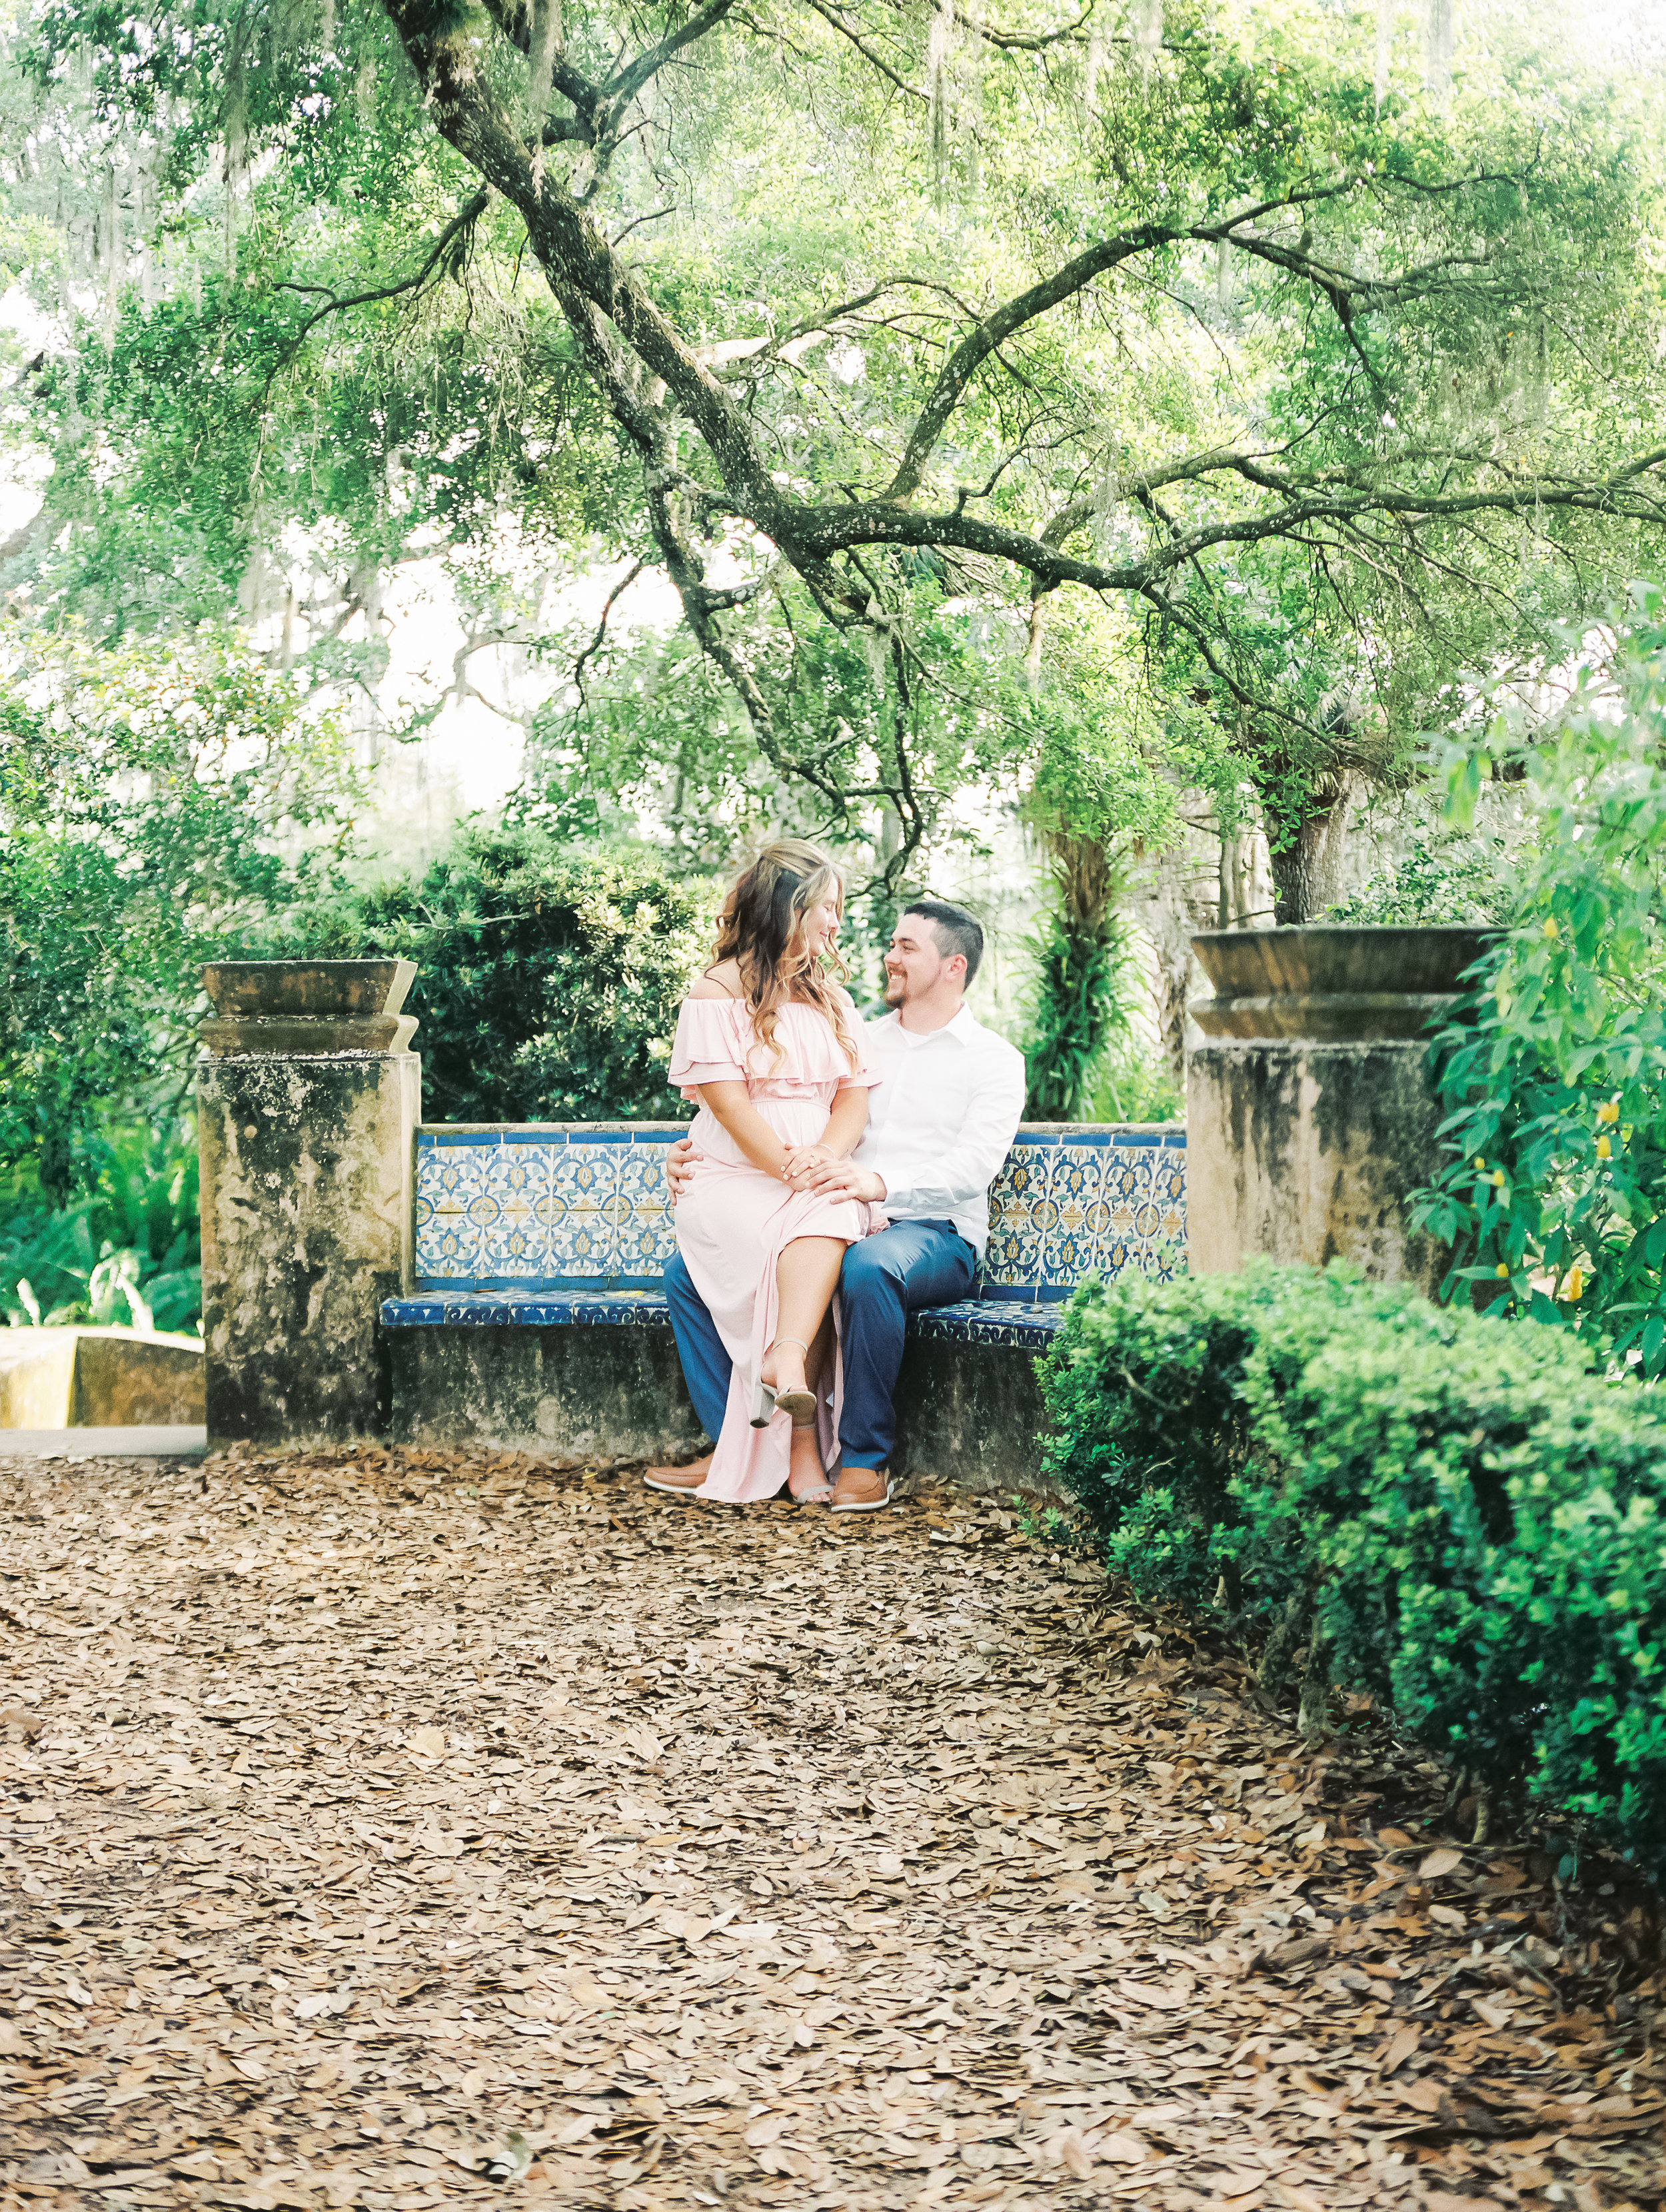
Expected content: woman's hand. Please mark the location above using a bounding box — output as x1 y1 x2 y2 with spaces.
781 1142 836 1187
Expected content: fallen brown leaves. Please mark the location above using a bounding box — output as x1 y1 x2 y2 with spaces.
1 1441 1661 2212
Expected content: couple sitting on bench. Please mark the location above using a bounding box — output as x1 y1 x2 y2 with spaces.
644 839 1026 1513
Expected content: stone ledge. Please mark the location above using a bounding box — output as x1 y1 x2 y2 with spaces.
0 1425 207 1459
0 1327 204 1429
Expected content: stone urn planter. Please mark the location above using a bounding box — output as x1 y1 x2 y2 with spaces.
199 957 418 1058
1186 925 1493 1293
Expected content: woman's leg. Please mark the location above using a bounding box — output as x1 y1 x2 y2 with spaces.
784 1311 836 1499
764 1238 844 1502
762 1237 845 1393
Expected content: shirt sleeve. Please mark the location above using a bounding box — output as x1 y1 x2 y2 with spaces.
667 998 748 1098
877 1041 1028 1218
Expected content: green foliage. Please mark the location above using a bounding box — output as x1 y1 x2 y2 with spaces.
0 627 367 1200
524 580 1049 885
1410 587 1666 1373
1327 828 1519 927
1040 1263 1666 1880
0 1119 201 1333
268 826 717 1124
1006 1497 1082 1552
1086 1041 1186 1126
1020 670 1220 1120
1023 901 1129 1123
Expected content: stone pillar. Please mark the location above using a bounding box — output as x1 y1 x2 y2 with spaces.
1186 926 1491 1294
197 961 420 1446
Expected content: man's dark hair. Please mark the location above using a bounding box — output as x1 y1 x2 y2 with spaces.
902 899 985 987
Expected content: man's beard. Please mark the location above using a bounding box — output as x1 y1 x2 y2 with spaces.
883 971 908 1004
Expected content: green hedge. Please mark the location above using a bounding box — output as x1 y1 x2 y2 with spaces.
263 826 717 1124
1040 1263 1666 1883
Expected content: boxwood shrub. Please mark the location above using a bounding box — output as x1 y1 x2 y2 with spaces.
1040 1263 1666 1882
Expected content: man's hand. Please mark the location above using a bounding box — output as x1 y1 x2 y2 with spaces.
794 1156 886 1205
666 1137 704 1202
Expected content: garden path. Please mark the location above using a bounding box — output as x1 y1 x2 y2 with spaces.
1 1444 1661 2212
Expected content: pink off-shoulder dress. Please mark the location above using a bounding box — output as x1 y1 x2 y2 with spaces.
668 993 884 1502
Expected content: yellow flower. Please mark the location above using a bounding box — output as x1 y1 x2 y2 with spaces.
1491 1169 1507 1188
1597 1098 1620 1125
1496 1263 1511 1279
1474 1157 1487 1172
1543 917 1559 939
1567 1267 1585 1302
1596 1135 1612 1160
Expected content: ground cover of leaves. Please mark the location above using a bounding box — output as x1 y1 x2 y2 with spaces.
2 1444 1663 2212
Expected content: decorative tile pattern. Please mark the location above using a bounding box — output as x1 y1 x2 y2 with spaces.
380 1288 1072 1349
909 1300 1065 1352
413 1125 682 1291
384 1289 674 1329
982 1127 1187 1300
400 1121 1186 1319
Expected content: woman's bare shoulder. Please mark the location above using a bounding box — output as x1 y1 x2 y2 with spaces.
688 961 745 1002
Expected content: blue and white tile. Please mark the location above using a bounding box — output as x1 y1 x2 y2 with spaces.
985 1151 1047 1292
551 1145 618 1205
497 1143 556 1207
1038 1146 1112 1290
617 1145 674 1205
410 1120 1185 1300
616 1215 679 1277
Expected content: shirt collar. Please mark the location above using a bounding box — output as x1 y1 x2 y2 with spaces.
876 1003 974 1044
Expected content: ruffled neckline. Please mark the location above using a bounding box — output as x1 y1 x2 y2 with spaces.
670 993 872 1091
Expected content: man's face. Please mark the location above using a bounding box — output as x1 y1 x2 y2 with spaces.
884 915 956 1005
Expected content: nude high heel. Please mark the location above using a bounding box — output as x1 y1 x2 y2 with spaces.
752 1336 817 1428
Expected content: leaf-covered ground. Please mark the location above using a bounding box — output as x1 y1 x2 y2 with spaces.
1 1443 1661 2211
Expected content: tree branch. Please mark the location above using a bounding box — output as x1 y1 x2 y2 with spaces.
267 188 488 390
570 560 645 701
952 1 1095 49
603 0 741 119
370 0 1666 824
886 225 1180 498
799 0 926 99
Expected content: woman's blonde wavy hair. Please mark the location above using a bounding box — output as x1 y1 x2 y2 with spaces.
708 839 859 1071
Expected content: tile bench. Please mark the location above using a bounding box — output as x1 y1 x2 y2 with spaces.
381 1124 1185 1483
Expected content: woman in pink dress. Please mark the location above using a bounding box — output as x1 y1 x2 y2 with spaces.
659 839 883 1504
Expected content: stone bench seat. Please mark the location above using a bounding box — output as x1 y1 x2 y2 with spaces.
379 1121 1184 1478
381 1287 1070 1352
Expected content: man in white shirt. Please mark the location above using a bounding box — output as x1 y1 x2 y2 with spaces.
647 900 1027 1511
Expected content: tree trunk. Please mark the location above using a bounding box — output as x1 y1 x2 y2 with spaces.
1269 776 1358 923
1133 845 1195 1093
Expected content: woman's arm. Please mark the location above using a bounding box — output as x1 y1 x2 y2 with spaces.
815 1085 871 1159
693 1082 796 1180
782 1085 870 1185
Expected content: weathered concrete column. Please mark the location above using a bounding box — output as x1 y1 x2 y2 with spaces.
1186 926 1490 1294
197 961 420 1446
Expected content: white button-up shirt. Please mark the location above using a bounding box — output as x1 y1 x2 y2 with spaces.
852 1006 1028 1255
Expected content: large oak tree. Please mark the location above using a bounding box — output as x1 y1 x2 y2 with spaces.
11 0 1666 911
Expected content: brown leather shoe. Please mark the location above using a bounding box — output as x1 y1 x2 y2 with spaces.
643 1455 712 1495
830 1466 895 1512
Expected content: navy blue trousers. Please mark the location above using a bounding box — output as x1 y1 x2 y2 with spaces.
663 1219 976 1470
